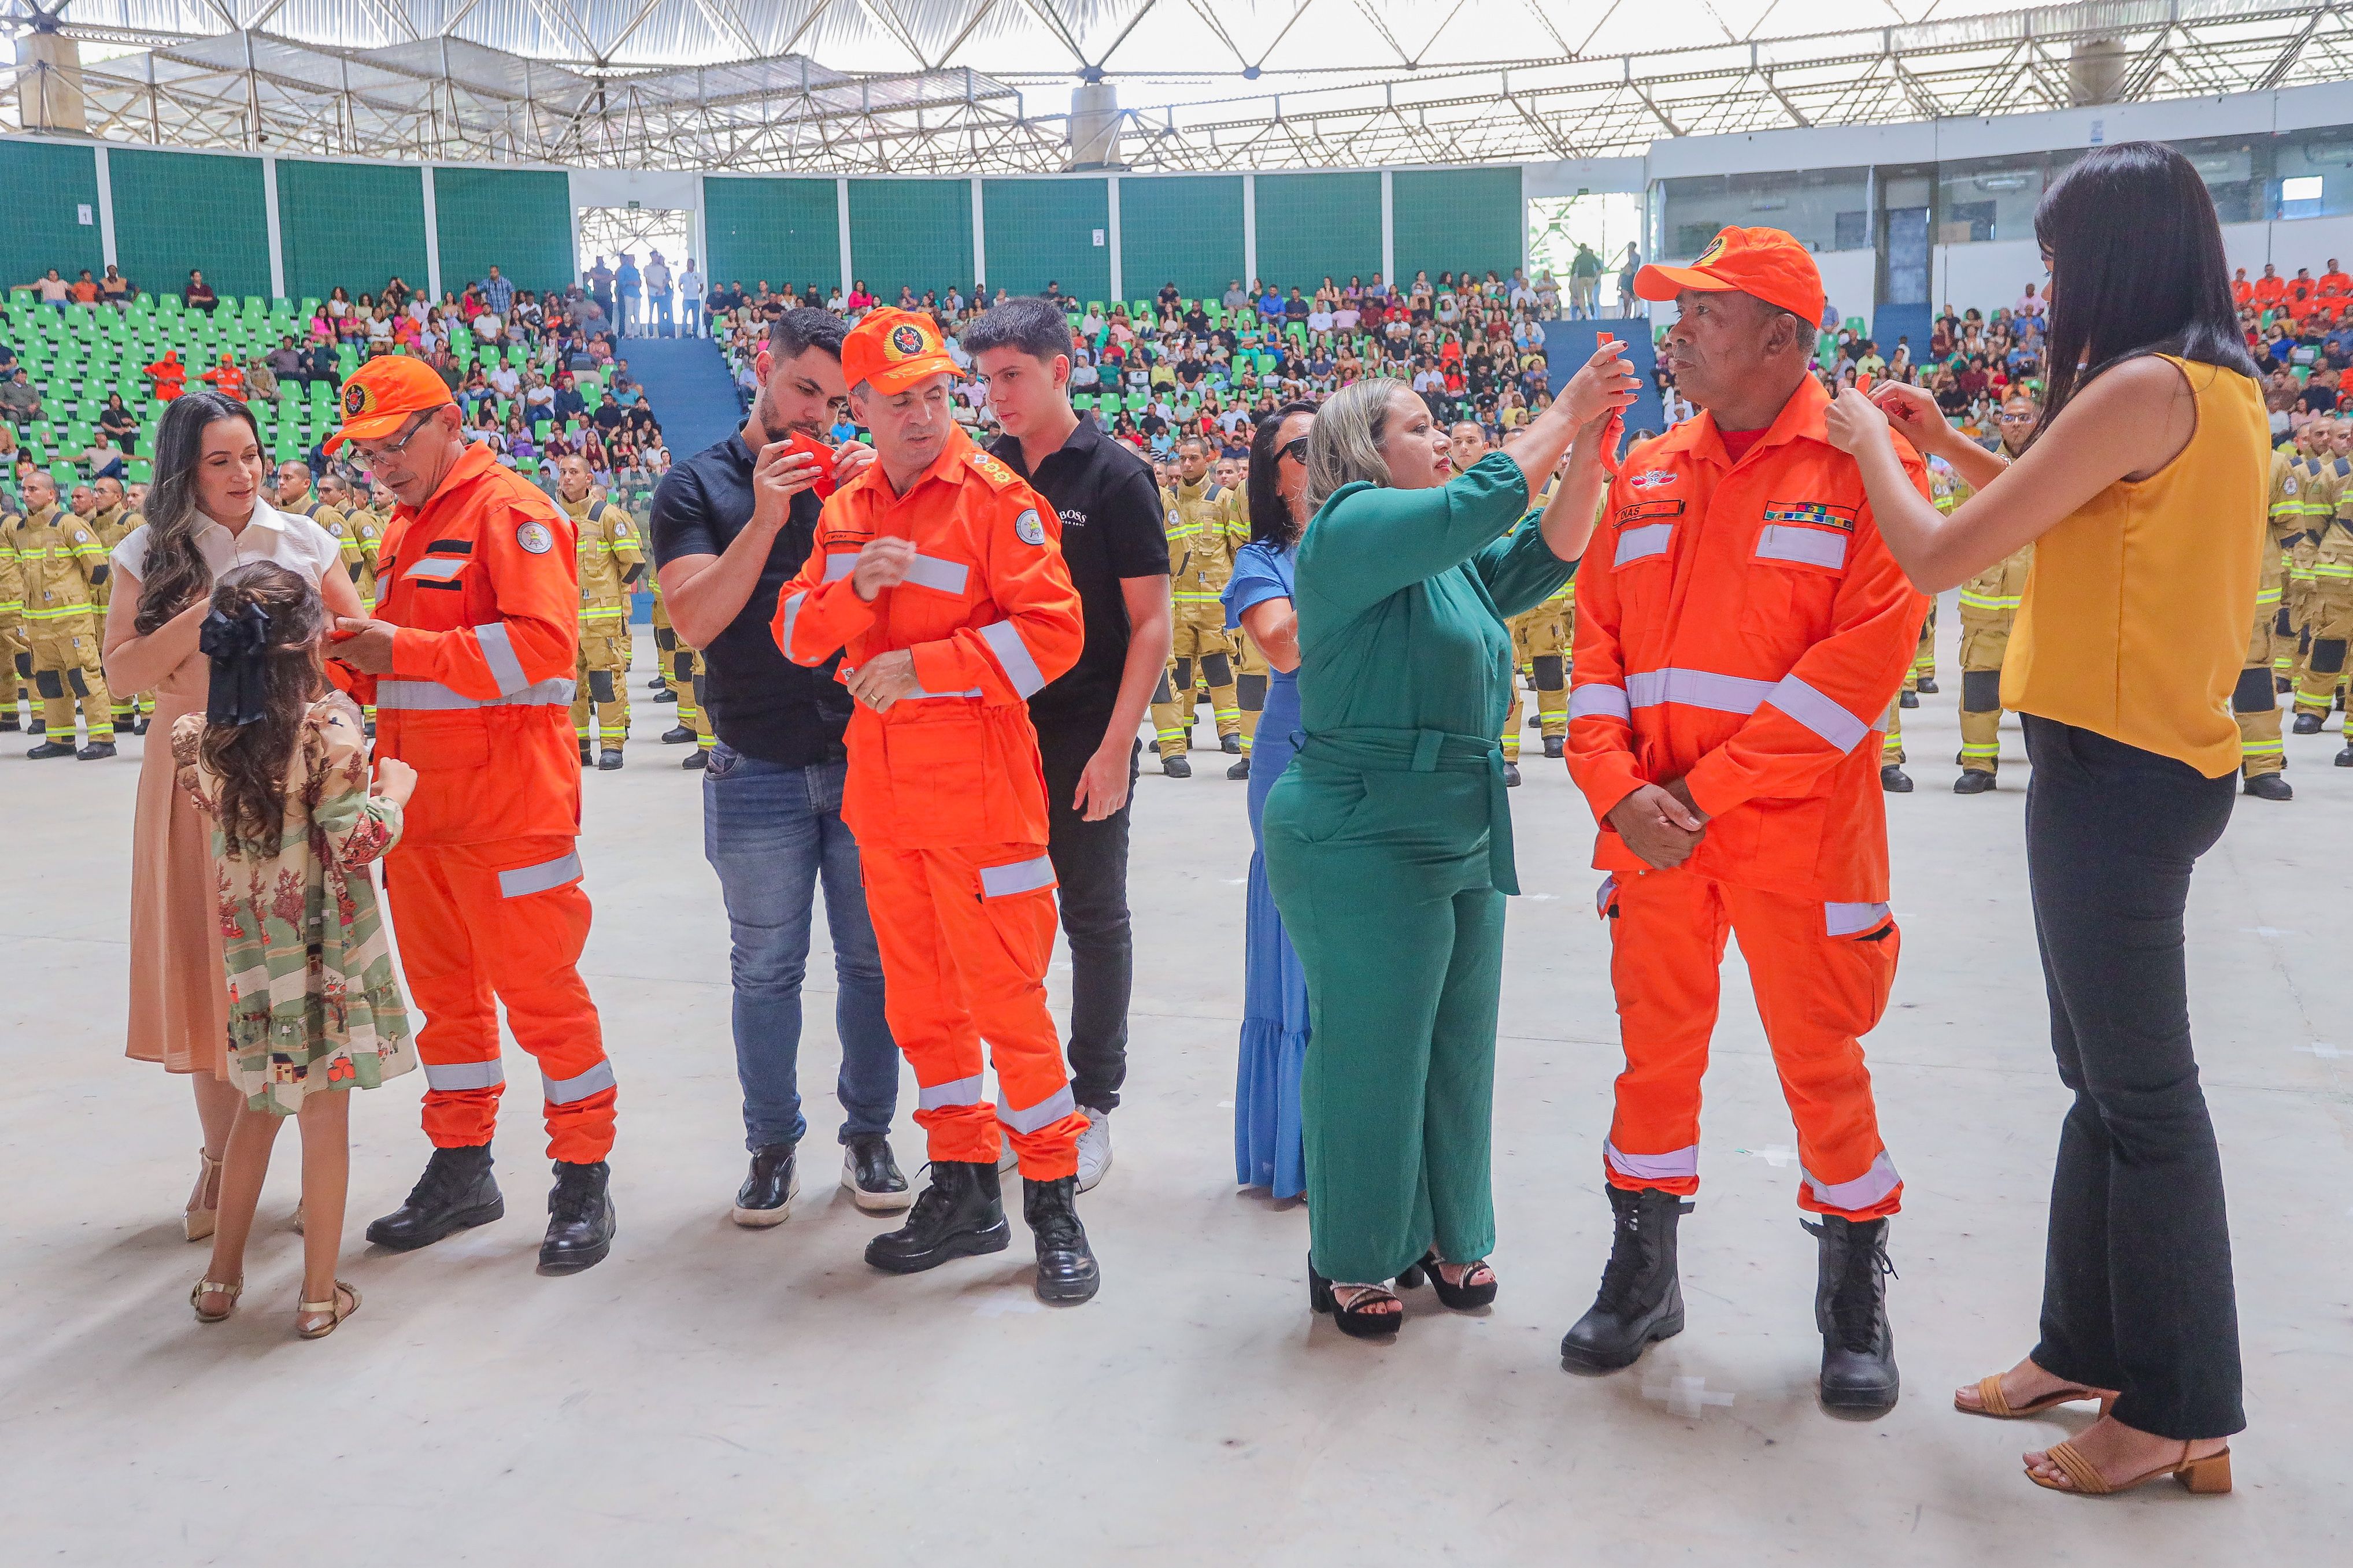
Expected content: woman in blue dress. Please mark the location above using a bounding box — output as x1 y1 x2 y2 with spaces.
1223 402 1319 1199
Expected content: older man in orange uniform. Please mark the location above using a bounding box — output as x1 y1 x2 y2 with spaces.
1558 228 1929 1414
772 307 1100 1304
327 355 619 1275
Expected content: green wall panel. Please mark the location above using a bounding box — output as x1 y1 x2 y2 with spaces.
704 176 840 295
1393 167 1523 288
276 159 427 307
1253 172 1382 297
110 149 269 304
1118 176 1244 305
846 178 972 304
981 178 1108 302
0 140 102 293
436 166 576 298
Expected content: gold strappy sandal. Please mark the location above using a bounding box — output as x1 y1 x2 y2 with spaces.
185 1149 224 1242
190 1277 242 1324
2029 1439 2232 1496
295 1281 360 1340
1956 1373 2117 1419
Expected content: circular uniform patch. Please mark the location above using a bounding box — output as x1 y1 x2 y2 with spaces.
516 521 556 555
1014 508 1046 546
890 323 927 357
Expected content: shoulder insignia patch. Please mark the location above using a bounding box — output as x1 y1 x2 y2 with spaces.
2286 476 2300 495
1014 508 1048 547
613 520 630 536
73 529 89 543
516 521 556 555
965 451 1018 490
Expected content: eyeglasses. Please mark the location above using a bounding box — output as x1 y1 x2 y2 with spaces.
1278 436 1309 464
347 410 434 464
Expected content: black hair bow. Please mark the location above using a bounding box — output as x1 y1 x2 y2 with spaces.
198 602 273 727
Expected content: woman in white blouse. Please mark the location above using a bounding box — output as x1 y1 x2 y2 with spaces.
101 390 362 1241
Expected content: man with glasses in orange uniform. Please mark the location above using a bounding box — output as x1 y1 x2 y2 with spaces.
327 355 620 1275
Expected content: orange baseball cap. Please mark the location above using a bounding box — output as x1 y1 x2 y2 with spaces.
325 354 456 452
1636 225 1826 327
841 307 960 395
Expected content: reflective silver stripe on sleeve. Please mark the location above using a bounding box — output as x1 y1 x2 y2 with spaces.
902 554 971 594
979 854 1057 899
1614 523 1674 566
475 622 530 695
422 1059 506 1092
918 1074 987 1111
1755 524 1849 570
1825 900 1893 937
1604 1141 1699 1181
497 850 584 899
1767 673 1871 753
375 677 575 710
1626 668 1775 716
998 1082 1078 1135
778 591 806 657
821 553 857 582
1805 1151 1901 1213
1570 682 1631 721
402 555 468 580
541 1059 616 1106
979 619 1047 698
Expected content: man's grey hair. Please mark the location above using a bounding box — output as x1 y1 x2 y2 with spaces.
961 296 1076 363
769 305 846 364
1305 377 1415 513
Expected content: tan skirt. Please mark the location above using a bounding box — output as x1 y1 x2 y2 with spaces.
124 685 230 1077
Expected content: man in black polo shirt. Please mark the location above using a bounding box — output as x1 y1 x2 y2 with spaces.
648 306 912 1227
964 297 1171 1192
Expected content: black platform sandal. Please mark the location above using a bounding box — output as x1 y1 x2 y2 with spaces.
1399 1250 1498 1310
1307 1254 1403 1339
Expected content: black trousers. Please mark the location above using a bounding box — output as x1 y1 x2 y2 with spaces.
1036 720 1139 1114
2022 716 2244 1440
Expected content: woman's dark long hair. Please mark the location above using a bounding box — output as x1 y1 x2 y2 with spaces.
132 390 265 635
1248 400 1319 550
198 564 327 858
2030 140 2258 446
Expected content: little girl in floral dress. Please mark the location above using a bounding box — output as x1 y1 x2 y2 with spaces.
177 563 417 1339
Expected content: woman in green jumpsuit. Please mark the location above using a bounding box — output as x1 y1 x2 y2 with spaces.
1263 353 1634 1334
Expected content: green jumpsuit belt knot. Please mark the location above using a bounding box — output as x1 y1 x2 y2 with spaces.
1290 725 1519 895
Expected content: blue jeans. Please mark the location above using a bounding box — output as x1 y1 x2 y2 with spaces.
702 745 898 1150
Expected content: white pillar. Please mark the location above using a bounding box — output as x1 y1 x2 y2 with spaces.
261 154 286 302
971 176 987 290
691 173 708 281
1105 175 1123 305
1380 168 1396 286
1242 172 1257 288
92 144 116 268
836 177 853 292
420 164 442 302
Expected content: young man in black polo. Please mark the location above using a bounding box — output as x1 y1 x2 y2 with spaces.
648 306 912 1227
964 296 1172 1192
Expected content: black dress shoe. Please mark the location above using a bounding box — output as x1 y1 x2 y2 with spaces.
1880 763 1913 793
1809 1215 1900 1414
366 1144 504 1250
1162 755 1191 779
1898 690 1919 709
1562 1187 1689 1371
541 1159 616 1273
597 748 623 770
2243 772 2293 800
1220 733 1242 755
1543 735 1564 759
865 1159 1009 1274
1503 761 1523 787
2292 712 2324 735
681 750 708 771
1952 769 1995 794
76 740 116 759
1227 756 1250 780
26 739 75 759
661 725 694 745
1023 1174 1101 1304
841 1133 913 1213
731 1143 797 1227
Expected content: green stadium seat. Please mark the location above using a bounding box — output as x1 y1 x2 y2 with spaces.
127 460 151 483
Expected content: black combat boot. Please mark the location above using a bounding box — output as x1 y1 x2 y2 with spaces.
1914 676 1938 695
1898 689 1919 709
1560 1187 1689 1371
76 739 116 759
578 739 593 766
1221 733 1242 755
27 738 75 759
1880 763 1913 792
1543 735 1565 759
1162 754 1191 779
1503 761 1523 787
865 1159 1010 1274
1227 756 1250 781
1023 1174 1101 1304
2244 772 2292 801
1808 1215 1900 1414
597 747 623 770
541 1159 616 1273
661 724 694 744
2292 712 2323 735
1953 769 1996 795
366 1144 504 1250
2336 744 2353 768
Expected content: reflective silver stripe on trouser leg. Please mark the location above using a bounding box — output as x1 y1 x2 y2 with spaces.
1604 1141 1699 1181
542 1061 616 1104
978 854 1056 898
498 851 584 899
475 621 531 695
978 619 1046 698
1806 1151 1900 1213
919 1074 987 1111
998 1083 1078 1134
423 1059 507 1092
1825 900 1892 936
1570 682 1630 721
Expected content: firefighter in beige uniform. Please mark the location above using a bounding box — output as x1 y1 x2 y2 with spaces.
12 471 116 758
1876 454 1967 792
2283 421 2336 705
87 477 146 735
0 494 27 732
1148 436 1243 777
557 455 646 769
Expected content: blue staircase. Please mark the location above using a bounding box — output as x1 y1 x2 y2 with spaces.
622 336 742 462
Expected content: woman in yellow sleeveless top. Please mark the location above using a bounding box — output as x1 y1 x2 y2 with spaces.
1825 142 2258 1498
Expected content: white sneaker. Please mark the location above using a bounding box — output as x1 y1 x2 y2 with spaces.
1075 1110 1112 1193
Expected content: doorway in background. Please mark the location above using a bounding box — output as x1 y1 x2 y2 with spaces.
577 205 693 337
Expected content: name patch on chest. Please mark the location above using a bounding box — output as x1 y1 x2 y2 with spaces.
1615 499 1685 524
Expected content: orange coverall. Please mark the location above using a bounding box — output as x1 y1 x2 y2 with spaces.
1566 376 1928 1221
358 442 615 1163
145 353 186 402
774 425 1087 1178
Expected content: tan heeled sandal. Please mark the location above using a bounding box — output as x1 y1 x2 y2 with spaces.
190 1277 242 1323
2029 1439 2232 1496
295 1281 360 1340
184 1149 224 1242
1956 1373 2117 1420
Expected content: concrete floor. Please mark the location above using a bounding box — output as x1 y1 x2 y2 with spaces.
3 613 2350 1565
